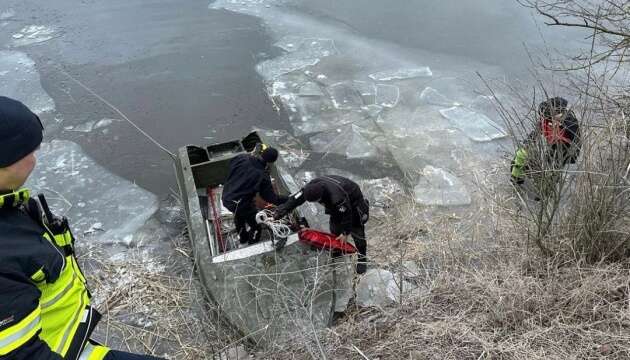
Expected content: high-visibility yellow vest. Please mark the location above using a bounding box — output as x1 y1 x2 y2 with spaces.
0 189 110 359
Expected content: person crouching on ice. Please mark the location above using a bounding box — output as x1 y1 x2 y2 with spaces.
0 96 164 359
274 175 370 274
511 97 581 188
222 144 288 245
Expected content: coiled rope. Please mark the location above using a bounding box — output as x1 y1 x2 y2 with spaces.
255 209 292 239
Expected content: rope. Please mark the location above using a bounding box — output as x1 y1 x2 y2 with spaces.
255 209 292 239
58 69 176 159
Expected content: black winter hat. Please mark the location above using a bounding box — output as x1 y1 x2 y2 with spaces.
539 97 568 119
260 147 279 163
303 182 325 202
0 96 43 167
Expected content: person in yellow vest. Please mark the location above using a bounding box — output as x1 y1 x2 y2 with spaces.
0 96 164 359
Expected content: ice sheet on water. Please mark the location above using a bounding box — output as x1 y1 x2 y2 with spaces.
274 35 306 52
12 25 57 47
64 118 118 133
420 87 460 107
0 51 55 114
369 67 432 81
376 84 400 108
257 38 337 79
439 106 507 142
413 166 471 206
0 9 15 20
329 82 364 110
309 124 377 159
362 104 383 118
298 82 324 97
26 140 159 245
353 80 376 104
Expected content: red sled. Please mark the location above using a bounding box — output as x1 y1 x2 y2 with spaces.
298 229 357 254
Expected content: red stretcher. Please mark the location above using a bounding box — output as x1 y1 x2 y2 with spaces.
298 229 357 254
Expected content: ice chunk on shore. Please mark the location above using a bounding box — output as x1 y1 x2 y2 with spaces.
12 25 57 47
439 106 506 142
359 178 404 217
309 124 376 159
356 269 414 307
420 87 460 107
369 67 432 81
27 140 158 245
413 166 471 206
376 84 400 108
0 51 55 114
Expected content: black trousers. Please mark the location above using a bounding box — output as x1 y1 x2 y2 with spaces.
329 217 367 263
105 351 164 359
233 201 261 244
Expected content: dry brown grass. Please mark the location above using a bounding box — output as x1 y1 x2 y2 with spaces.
78 232 239 359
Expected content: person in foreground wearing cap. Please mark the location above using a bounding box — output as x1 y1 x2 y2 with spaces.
0 96 164 360
511 97 581 188
274 175 370 274
222 144 288 245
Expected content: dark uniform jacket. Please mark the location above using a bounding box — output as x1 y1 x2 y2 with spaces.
0 198 96 360
277 175 368 235
221 154 287 212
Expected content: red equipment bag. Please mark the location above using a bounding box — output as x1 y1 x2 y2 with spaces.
298 229 357 254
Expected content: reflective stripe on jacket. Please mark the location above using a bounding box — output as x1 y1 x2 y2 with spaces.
0 190 109 360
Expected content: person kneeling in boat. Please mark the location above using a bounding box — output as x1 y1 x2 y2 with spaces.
274 175 370 274
222 145 288 245
511 97 581 189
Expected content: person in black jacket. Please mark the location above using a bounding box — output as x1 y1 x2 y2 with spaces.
222 146 288 245
274 175 370 274
511 97 581 185
0 96 163 359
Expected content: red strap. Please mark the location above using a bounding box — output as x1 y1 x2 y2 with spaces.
208 187 225 253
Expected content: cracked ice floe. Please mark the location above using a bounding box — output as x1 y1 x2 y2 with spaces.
27 140 159 246
369 67 432 81
439 106 507 142
0 51 55 114
329 82 364 110
309 124 378 159
257 38 337 79
420 87 460 107
413 166 471 206
376 84 400 108
12 25 57 47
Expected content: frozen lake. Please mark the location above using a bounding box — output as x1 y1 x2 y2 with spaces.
0 0 589 251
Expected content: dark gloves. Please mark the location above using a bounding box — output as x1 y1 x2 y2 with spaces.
273 206 289 220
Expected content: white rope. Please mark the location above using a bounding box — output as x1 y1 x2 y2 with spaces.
58 69 176 159
255 209 292 239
